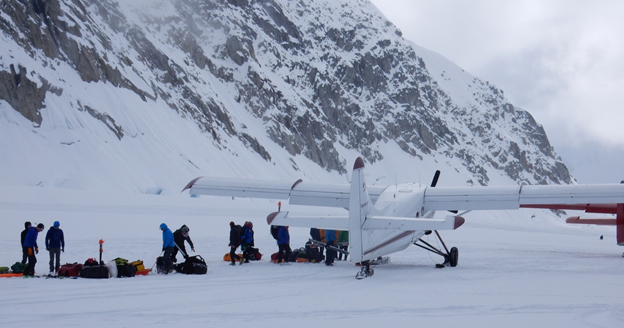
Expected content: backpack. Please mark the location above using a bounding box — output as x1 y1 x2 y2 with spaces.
10 262 26 273
270 225 279 240
246 247 262 261
305 241 324 263
84 258 103 267
231 225 242 245
156 256 166 274
113 257 129 266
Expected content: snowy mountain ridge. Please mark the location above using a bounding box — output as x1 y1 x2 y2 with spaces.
0 0 572 193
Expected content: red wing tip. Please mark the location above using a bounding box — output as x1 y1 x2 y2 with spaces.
266 212 279 225
565 216 580 223
182 176 202 193
354 157 365 170
454 216 465 230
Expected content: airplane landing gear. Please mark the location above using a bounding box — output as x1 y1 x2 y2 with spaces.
355 261 374 279
414 231 459 268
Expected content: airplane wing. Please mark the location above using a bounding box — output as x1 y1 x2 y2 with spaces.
183 176 386 208
423 184 624 246
423 184 624 212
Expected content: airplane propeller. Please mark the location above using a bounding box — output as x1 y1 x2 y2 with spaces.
430 170 441 187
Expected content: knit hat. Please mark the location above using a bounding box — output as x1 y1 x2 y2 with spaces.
181 225 189 233
229 221 235 227
53 221 60 227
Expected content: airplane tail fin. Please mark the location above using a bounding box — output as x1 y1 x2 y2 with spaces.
348 157 372 263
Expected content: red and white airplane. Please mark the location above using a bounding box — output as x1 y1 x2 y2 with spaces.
183 157 624 279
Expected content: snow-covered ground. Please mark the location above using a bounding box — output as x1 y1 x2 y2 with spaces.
1 185 623 327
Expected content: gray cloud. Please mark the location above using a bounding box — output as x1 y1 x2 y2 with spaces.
370 0 624 183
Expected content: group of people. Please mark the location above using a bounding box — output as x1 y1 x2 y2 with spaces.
310 228 349 266
159 223 196 274
229 222 349 267
20 221 65 277
19 218 348 276
228 221 255 265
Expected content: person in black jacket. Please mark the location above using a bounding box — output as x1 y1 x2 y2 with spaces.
21 221 31 264
171 225 195 262
228 221 243 266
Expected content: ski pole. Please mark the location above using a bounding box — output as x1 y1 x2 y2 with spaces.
175 242 187 258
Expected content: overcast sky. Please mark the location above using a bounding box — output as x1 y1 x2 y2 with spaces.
369 0 624 184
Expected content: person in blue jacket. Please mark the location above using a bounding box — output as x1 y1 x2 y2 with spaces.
240 221 255 263
23 223 44 276
45 221 65 275
160 223 175 274
276 226 292 264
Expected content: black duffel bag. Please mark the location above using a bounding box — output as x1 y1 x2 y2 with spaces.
117 264 137 278
174 255 207 275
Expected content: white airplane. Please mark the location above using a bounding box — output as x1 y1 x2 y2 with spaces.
183 157 624 279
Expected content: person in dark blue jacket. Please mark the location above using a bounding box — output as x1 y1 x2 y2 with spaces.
240 221 255 262
20 221 31 264
160 223 175 274
23 223 44 276
45 221 65 274
276 226 292 264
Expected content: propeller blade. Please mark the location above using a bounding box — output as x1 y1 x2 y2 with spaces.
430 170 441 187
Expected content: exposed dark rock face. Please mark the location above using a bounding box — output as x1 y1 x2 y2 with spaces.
0 0 573 185
0 64 48 126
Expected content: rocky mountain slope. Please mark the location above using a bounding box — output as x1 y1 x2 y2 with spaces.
0 0 572 192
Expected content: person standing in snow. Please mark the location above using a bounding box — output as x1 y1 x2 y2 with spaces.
276 226 292 264
310 227 324 259
172 224 195 263
160 223 175 274
240 221 255 262
45 221 65 275
23 223 44 276
338 230 349 261
20 221 31 264
325 229 337 266
228 221 243 265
